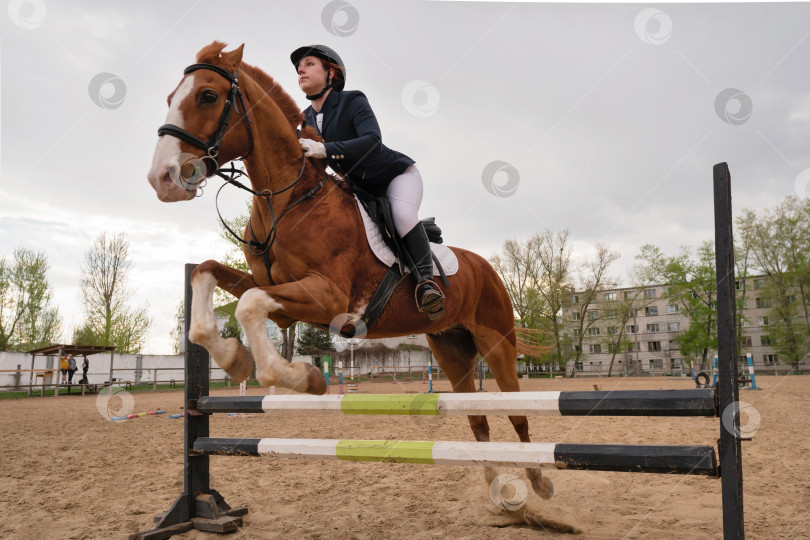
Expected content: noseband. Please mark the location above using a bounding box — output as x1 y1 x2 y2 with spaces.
157 63 255 175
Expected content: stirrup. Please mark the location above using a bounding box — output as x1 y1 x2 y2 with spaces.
415 280 445 320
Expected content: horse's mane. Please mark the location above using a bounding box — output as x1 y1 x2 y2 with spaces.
195 42 330 182
195 42 305 133
240 62 303 130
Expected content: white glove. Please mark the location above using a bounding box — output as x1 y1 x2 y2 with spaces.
299 138 326 159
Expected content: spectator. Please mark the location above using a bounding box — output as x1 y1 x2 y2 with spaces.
67 355 77 383
60 355 69 383
81 358 89 384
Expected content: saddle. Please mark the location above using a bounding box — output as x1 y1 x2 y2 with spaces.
355 191 446 272
345 187 452 336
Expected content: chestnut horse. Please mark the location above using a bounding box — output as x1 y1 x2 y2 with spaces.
147 42 552 501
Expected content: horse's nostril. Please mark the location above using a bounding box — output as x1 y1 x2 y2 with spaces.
167 164 179 182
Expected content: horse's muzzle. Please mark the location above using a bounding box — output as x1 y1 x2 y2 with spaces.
147 166 196 202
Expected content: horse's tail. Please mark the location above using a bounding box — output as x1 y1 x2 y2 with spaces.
515 327 555 357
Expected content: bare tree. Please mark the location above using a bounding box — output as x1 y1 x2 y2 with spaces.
75 233 151 353
530 230 573 368
490 239 542 327
491 229 573 368
566 244 619 374
602 245 665 376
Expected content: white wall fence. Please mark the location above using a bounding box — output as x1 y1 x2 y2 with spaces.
0 348 438 392
3 348 807 392
321 348 434 378
0 351 236 392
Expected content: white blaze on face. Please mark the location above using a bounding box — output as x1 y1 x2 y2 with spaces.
147 74 197 200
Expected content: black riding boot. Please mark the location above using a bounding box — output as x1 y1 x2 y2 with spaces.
401 223 445 320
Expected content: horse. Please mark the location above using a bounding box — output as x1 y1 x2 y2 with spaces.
146 41 553 501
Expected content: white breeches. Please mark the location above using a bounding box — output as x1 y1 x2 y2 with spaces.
386 164 424 237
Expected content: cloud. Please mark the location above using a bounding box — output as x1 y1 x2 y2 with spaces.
2 1 809 352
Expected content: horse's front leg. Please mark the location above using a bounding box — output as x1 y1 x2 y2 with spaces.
235 276 347 395
188 260 257 383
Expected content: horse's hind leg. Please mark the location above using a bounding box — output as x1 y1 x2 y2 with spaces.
188 260 256 383
425 327 502 494
473 326 554 500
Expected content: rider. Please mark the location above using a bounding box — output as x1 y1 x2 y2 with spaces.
291 44 445 320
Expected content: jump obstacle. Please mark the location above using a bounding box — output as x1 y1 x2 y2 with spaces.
132 164 744 539
713 354 761 391
193 389 717 417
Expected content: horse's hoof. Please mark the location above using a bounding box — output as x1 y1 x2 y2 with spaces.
526 470 554 500
224 341 253 383
303 363 327 395
537 477 554 500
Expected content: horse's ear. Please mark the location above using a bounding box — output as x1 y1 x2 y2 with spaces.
222 43 244 69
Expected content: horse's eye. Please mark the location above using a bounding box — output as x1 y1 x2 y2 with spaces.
201 90 218 104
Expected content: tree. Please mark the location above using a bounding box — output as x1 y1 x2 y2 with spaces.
0 246 62 351
491 230 573 369
531 230 574 368
75 233 151 353
492 237 554 364
734 237 754 357
656 241 719 368
279 322 298 361
490 239 542 328
565 244 619 370
296 323 336 355
219 305 242 341
738 197 810 367
215 201 251 306
170 299 184 354
602 244 664 376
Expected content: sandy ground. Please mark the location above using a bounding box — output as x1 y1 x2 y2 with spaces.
0 374 807 539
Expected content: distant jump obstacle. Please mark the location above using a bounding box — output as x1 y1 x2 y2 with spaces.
110 409 166 421
132 164 744 539
695 353 761 391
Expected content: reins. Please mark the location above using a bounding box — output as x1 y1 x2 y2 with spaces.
214 156 328 258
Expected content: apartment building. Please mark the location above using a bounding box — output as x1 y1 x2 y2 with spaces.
562 276 784 375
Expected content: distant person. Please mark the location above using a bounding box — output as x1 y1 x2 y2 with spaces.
67 355 77 383
60 355 69 383
81 358 89 384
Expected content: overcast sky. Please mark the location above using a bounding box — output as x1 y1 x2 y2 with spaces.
1 1 808 354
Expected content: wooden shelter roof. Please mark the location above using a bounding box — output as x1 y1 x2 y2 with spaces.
26 344 116 356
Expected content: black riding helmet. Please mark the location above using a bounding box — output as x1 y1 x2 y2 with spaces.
290 44 346 99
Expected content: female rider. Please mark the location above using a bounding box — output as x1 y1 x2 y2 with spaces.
292 44 445 320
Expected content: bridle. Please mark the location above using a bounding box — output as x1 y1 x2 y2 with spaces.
157 63 254 177
157 62 330 280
